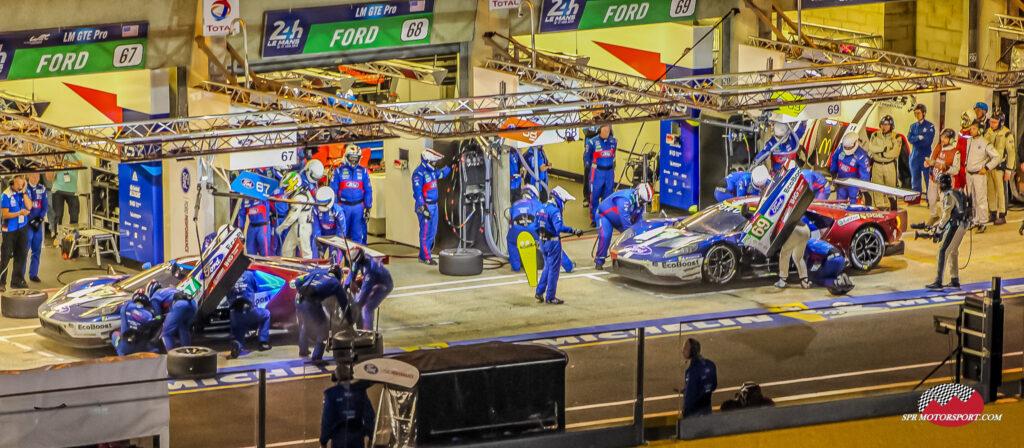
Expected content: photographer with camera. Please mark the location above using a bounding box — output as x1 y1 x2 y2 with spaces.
925 174 970 290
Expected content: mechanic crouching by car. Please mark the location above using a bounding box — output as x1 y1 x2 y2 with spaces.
110 290 162 356
345 246 393 330
805 239 855 295
927 174 970 290
227 270 272 359
594 183 653 270
146 281 198 351
292 265 346 362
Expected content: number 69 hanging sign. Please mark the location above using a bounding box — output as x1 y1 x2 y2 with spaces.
261 1 434 57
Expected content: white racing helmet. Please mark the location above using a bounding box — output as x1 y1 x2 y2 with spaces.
751 165 771 190
841 131 859 155
550 186 576 206
523 184 540 200
304 159 325 183
315 186 335 212
422 149 443 167
345 145 361 166
773 122 790 139
634 183 654 204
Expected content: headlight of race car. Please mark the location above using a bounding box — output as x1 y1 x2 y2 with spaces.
87 303 122 317
614 228 636 247
665 243 699 258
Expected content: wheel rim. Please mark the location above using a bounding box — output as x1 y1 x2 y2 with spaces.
706 246 736 283
852 230 882 267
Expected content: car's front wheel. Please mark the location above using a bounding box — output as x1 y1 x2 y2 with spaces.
849 226 885 271
702 245 738 284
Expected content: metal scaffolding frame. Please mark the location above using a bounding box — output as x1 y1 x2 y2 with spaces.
750 36 1024 89
990 14 1024 40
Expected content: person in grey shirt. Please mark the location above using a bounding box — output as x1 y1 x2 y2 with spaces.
50 152 82 229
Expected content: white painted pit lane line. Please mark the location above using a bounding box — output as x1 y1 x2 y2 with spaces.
389 270 609 298
391 266 596 292
0 324 41 333
0 336 69 361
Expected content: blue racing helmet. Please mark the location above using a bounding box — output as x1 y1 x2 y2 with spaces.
974 102 988 112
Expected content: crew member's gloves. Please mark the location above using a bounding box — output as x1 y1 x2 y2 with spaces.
416 205 431 219
573 229 584 238
363 208 371 220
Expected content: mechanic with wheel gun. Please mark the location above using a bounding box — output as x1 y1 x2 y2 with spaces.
829 132 872 204
226 270 272 359
146 280 198 351
412 148 452 266
507 185 575 273
594 183 654 270
292 265 346 363
535 187 584 305
922 174 971 290
110 290 162 356
344 246 393 330
330 146 373 244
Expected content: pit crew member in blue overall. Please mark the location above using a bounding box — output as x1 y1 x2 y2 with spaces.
804 238 855 295
756 121 806 174
535 187 583 305
291 265 345 362
509 146 522 199
523 145 551 200
146 281 198 351
412 149 451 265
110 290 161 356
238 195 274 257
314 187 347 261
829 132 872 203
713 169 754 202
23 173 47 282
320 379 375 448
226 270 272 359
907 104 936 196
345 246 393 330
585 125 617 224
802 168 831 200
329 146 373 244
507 185 575 273
594 184 653 270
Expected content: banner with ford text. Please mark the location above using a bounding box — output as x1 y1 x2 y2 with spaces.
261 1 433 57
0 22 147 80
540 0 697 33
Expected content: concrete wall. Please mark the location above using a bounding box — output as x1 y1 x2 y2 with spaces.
796 4 887 37
883 1 916 55
916 0 967 63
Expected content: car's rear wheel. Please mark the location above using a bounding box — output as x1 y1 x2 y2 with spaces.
702 245 738 284
849 226 885 271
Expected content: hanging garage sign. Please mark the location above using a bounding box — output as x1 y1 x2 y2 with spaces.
0 22 147 80
540 0 697 33
262 1 434 57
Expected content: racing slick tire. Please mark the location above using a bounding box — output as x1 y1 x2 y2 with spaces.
439 248 483 276
849 226 885 271
1 289 48 319
167 346 218 379
702 244 739 285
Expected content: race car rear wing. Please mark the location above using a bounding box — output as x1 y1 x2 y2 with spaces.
316 236 390 264
832 178 921 202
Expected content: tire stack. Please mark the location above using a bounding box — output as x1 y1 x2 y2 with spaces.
1 289 48 319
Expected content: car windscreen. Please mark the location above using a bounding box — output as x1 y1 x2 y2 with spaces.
114 263 186 292
673 204 749 235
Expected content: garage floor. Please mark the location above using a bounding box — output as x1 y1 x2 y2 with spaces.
3 189 1024 374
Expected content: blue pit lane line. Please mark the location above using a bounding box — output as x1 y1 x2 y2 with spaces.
168 278 1024 393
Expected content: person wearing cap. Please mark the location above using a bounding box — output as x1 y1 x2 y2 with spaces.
584 125 618 224
964 121 1000 229
314 186 348 261
412 148 452 265
907 104 936 199
756 121 806 174
594 184 654 270
829 132 871 203
972 102 989 135
984 112 1016 225
860 115 901 210
345 246 393 330
535 186 583 305
329 145 373 244
914 128 962 229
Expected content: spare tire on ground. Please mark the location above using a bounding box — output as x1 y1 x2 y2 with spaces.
438 248 483 276
167 346 218 379
1 289 48 319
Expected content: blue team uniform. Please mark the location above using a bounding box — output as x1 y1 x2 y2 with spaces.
507 197 573 272
536 201 576 301
805 239 846 288
829 147 871 203
509 148 522 195
907 119 936 192
523 146 550 191
683 357 718 417
110 301 161 356
801 169 831 200
714 171 754 202
315 204 348 261
320 382 375 448
150 287 197 350
584 135 618 220
595 190 644 267
295 270 343 360
329 164 373 244
226 271 271 350
347 256 394 329
756 123 807 173
238 198 274 256
412 163 451 262
23 181 47 279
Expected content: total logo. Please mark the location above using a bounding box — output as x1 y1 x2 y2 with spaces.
210 0 231 21
204 0 238 36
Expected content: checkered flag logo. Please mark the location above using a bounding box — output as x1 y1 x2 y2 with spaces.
917 383 976 412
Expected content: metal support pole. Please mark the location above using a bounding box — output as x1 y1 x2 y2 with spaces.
634 327 645 446
257 368 267 448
